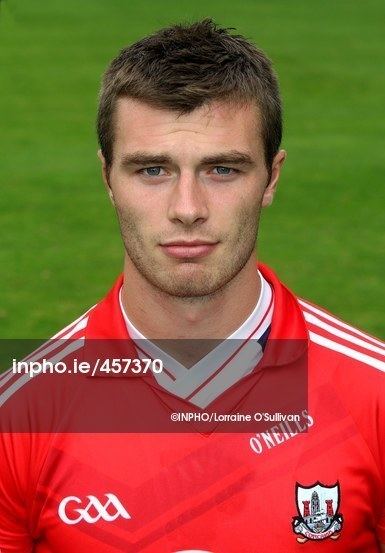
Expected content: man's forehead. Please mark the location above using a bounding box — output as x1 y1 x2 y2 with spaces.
113 97 262 160
114 97 260 133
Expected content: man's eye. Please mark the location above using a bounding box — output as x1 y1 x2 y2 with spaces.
212 166 236 175
140 167 164 177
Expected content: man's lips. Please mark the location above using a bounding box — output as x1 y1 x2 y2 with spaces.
160 241 219 259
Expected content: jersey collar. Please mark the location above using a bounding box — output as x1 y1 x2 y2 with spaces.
84 262 309 371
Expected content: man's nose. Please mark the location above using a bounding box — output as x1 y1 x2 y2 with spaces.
167 171 209 226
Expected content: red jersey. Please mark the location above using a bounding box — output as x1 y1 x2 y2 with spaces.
1 263 385 552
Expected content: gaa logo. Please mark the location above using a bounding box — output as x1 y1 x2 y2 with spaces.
58 493 131 525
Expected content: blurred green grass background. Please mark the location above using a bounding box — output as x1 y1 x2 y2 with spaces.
0 0 384 339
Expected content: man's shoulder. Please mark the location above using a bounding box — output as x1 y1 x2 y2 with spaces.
297 295 385 375
297 297 385 462
0 304 97 411
21 302 98 367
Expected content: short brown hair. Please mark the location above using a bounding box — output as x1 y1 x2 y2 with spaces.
97 18 282 172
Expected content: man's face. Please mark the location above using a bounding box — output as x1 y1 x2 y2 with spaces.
100 98 284 298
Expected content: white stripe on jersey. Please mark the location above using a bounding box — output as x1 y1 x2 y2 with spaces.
309 331 385 372
0 370 15 389
0 315 89 390
0 308 93 406
303 311 385 358
26 306 95 361
23 316 89 363
188 338 265 408
0 337 85 408
299 298 385 350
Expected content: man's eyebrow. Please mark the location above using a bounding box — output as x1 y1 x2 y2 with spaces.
119 150 256 168
199 151 255 166
120 153 173 167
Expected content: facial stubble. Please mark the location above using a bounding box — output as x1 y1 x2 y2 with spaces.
116 201 262 302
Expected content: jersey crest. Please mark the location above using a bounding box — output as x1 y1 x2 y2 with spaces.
292 481 343 542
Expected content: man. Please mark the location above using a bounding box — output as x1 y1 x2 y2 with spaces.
1 18 385 552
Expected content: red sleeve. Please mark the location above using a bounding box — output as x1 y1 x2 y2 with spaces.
0 346 81 551
376 394 385 545
374 370 385 544
333 353 385 543
372 370 385 545
0 433 33 552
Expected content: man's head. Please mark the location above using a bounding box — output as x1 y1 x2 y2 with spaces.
96 19 285 300
97 18 282 179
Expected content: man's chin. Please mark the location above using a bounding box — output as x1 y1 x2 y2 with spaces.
160 283 218 299
157 266 227 299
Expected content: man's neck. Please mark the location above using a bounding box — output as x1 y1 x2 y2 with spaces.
120 256 261 340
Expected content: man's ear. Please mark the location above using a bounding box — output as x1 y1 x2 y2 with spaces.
262 149 286 207
97 149 115 206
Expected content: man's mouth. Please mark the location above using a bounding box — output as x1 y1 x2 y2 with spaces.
160 240 219 259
